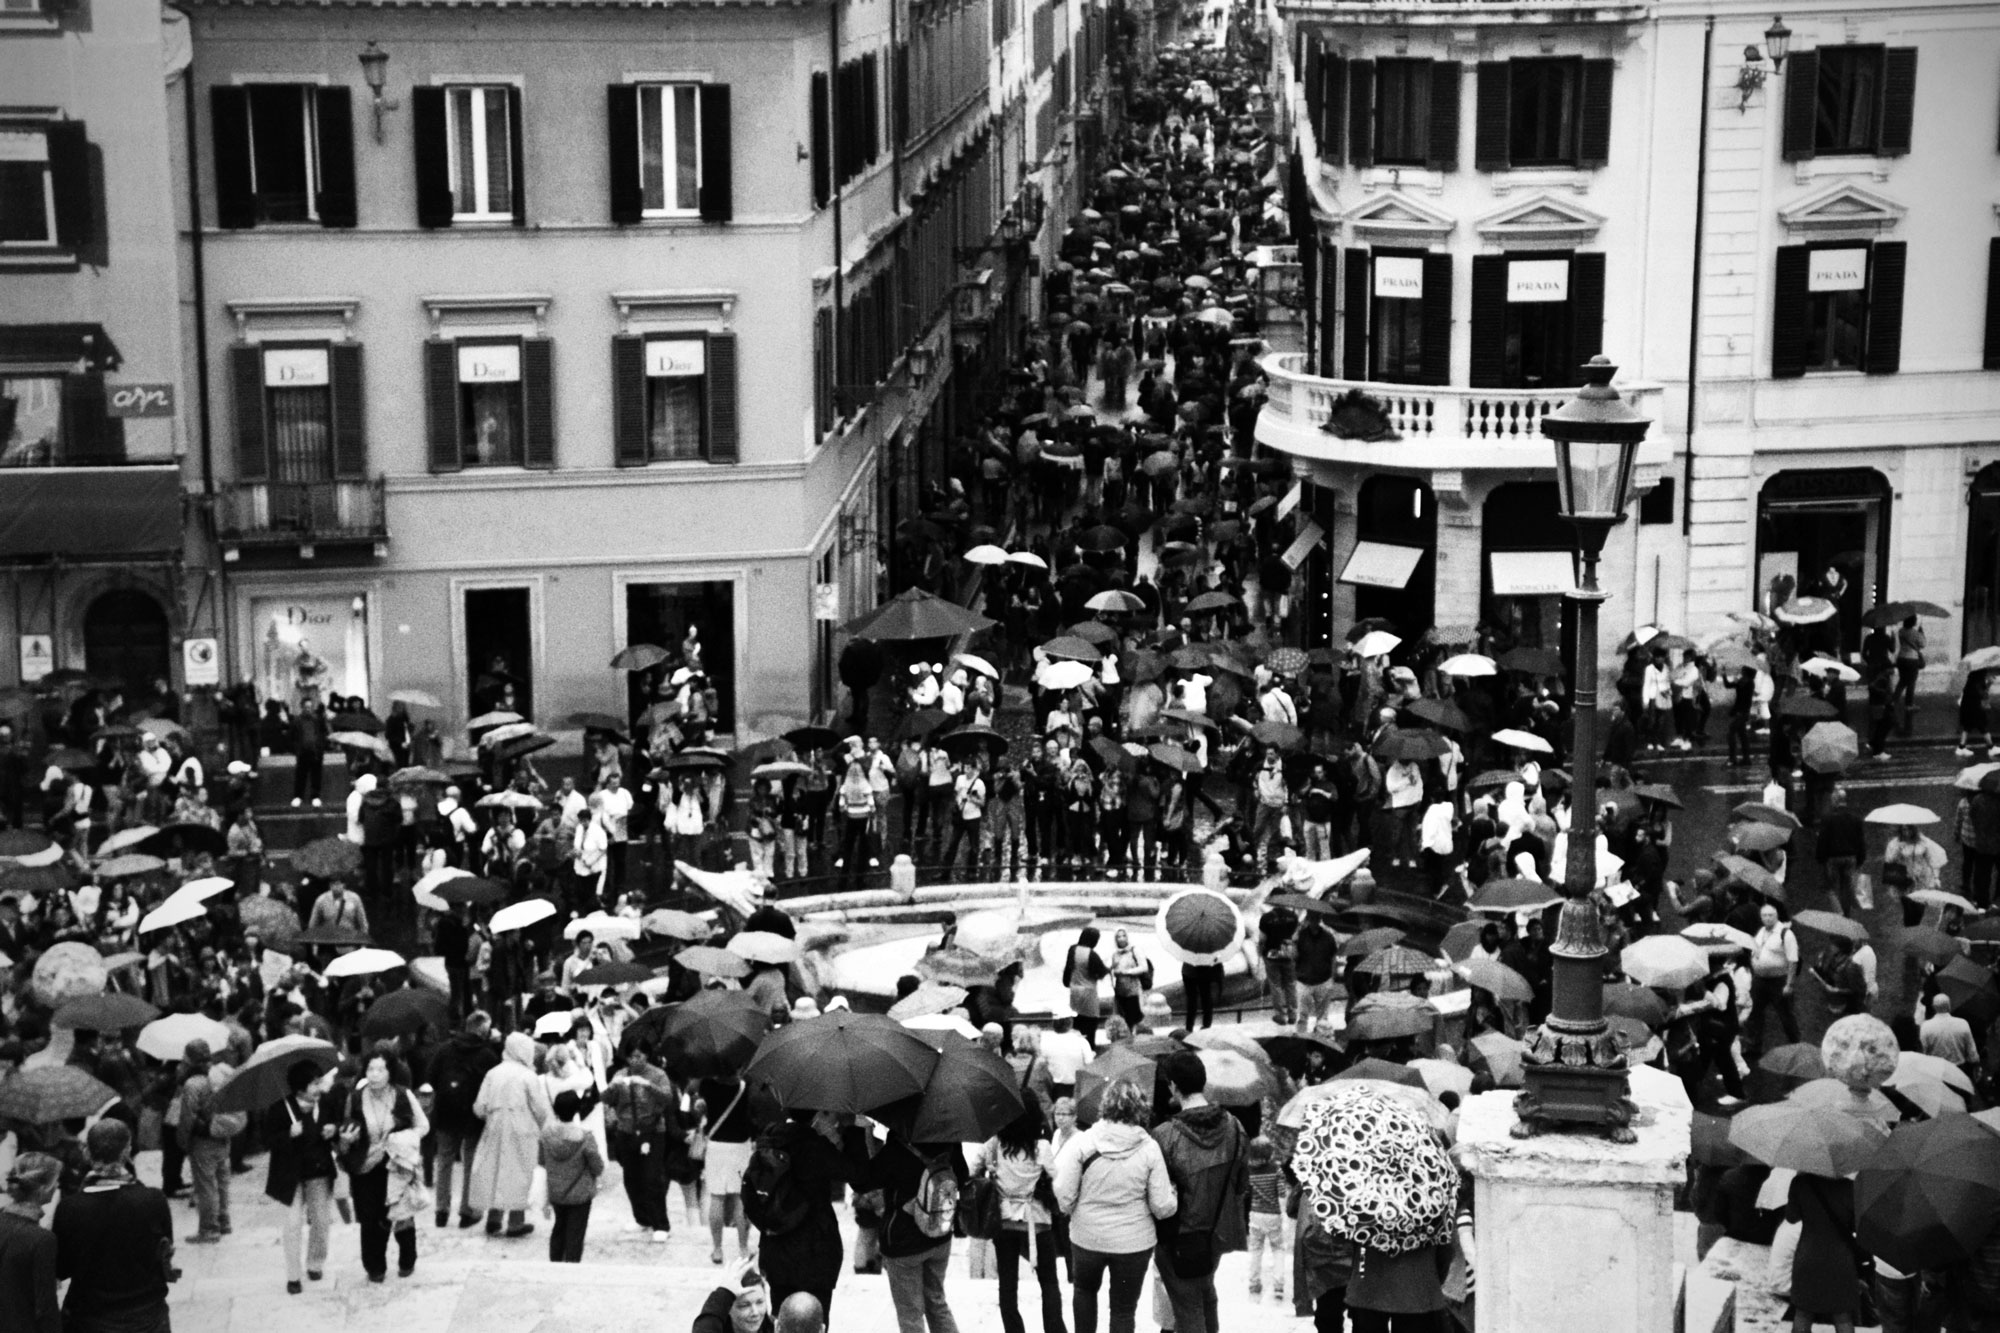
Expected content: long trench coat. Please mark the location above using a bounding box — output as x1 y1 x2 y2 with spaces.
465 1032 551 1213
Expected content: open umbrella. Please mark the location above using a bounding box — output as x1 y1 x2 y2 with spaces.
1345 1005 1437 1043
1498 646 1564 676
137 1012 233 1062
1632 783 1684 810
1036 659 1097 692
610 644 671 671
490 898 558 934
96 854 166 880
1856 1114 2000 1271
1683 922 1757 953
938 728 1008 762
466 710 525 731
1733 802 1802 832
574 961 655 987
1438 653 1497 677
1728 821 1793 855
1468 1032 1527 1087
1603 982 1669 1027
1800 657 1862 684
1351 630 1401 659
237 896 302 948
908 1033 1026 1141
1470 878 1561 914
1354 944 1436 978
1908 888 1978 913
1800 722 1860 773
1404 698 1473 732
842 588 996 642
1901 925 1964 969
1866 803 1939 827
1339 927 1406 959
659 990 770 1077
291 836 363 881
1289 1084 1458 1255
214 1035 341 1114
1775 597 1837 625
746 1011 939 1114
435 876 509 907
0 1067 118 1124
1156 889 1242 965
963 544 1011 566
323 948 407 979
1490 728 1554 754
1374 730 1448 762
53 993 159 1032
1456 959 1534 1003
362 988 452 1037
1793 909 1869 943
138 895 209 935
728 931 802 966
1730 1102 1886 1176
566 912 642 943
95 826 160 857
1760 1044 1826 1081
642 909 710 942
1716 854 1784 901
1040 635 1104 664
1621 935 1711 991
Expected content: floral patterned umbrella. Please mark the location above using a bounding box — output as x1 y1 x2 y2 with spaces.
1289 1083 1457 1256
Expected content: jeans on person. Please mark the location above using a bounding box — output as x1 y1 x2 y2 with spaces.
353 1163 417 1277
282 1176 335 1282
945 815 983 878
294 749 324 801
188 1136 230 1236
611 1128 667 1231
1873 1269 1922 1333
1251 803 1286 864
434 1124 481 1221
1245 1211 1288 1294
1298 980 1339 1031
1301 819 1332 862
1071 1245 1152 1333
1745 975 1800 1059
1823 855 1861 917
995 1226 1068 1333
987 805 1027 876
1153 1250 1222 1333
883 1241 960 1333
548 1201 591 1262
1264 955 1297 1025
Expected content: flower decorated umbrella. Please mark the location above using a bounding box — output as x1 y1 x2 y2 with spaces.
1290 1084 1460 1255
237 895 302 950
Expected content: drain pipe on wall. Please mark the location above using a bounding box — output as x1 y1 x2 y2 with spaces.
831 0 845 395
1682 17 1712 539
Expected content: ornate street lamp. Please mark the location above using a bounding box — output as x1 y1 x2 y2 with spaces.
1513 355 1652 1143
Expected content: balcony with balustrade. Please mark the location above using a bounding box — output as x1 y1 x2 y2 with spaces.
1256 352 1672 484
216 477 387 563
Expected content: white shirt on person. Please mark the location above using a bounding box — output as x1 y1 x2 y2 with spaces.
590 786 633 842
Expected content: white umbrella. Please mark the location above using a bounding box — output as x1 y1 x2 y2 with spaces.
1620 935 1710 991
1006 551 1048 569
952 653 1000 680
1490 727 1555 754
728 931 802 965
899 1012 980 1040
171 876 236 905
1865 803 1939 826
1036 659 1096 691
676 862 762 917
138 895 208 935
412 866 471 912
1352 630 1401 658
490 898 559 934
1438 654 1496 677
322 947 406 979
963 544 1010 566
565 911 641 942
1407 1057 1474 1100
1800 657 1861 683
137 1012 232 1062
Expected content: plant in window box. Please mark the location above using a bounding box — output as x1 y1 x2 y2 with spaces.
1319 388 1399 443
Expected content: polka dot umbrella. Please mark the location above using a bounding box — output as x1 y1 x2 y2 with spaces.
1290 1083 1459 1256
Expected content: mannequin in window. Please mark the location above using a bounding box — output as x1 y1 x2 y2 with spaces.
294 639 329 708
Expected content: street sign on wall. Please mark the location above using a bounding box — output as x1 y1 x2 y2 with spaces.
18 635 51 683
182 637 220 687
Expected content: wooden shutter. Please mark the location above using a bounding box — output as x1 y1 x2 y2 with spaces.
1864 241 1906 376
211 87 256 230
1877 48 1917 156
508 87 527 227
699 84 733 223
1569 252 1606 374
46 122 94 253
607 85 643 224
1342 247 1369 381
1303 41 1323 148
1578 60 1613 168
1322 53 1347 167
1316 243 1339 378
1474 62 1510 171
705 331 740 464
329 342 366 477
1468 254 1508 388
862 54 880 164
813 307 834 435
1348 60 1374 170
1427 63 1460 171
1985 238 2000 371
1770 245 1811 380
613 335 648 466
521 337 555 468
425 339 462 472
61 371 124 466
230 346 267 479
314 87 357 228
893 43 910 146
1420 251 1453 386
810 71 831 208
1781 50 1818 161
411 87 454 229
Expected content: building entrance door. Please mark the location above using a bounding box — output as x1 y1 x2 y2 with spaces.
84 589 170 702
464 586 533 720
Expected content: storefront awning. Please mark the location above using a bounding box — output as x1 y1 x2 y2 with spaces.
0 468 179 559
1489 550 1577 597
1339 541 1426 589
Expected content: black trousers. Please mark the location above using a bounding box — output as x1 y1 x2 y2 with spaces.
549 1201 591 1262
294 750 324 800
353 1163 416 1277
611 1130 667 1231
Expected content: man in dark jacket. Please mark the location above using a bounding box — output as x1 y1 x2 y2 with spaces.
750 1113 879 1325
1815 786 1868 918
52 1121 175 1333
1151 1053 1249 1333
603 1047 677 1237
426 1011 501 1228
1294 915 1339 1033
874 1133 967 1333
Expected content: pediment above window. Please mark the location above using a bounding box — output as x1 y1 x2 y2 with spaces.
1473 194 1607 246
1342 191 1455 244
1778 183 1906 237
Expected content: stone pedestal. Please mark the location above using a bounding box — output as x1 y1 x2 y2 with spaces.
1454 1085 1691 1333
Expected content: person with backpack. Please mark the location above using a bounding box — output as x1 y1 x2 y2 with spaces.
539 1090 606 1263
425 1010 501 1229
876 1130 969 1333
1744 903 1799 1064
741 1110 878 1325
176 1039 243 1245
1052 1078 1176 1333
976 1106 1067 1333
1149 1053 1248 1333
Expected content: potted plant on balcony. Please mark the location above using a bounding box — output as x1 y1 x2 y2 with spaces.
1320 388 1399 443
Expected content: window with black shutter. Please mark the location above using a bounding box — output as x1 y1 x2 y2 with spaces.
1321 52 1347 167
521 338 554 469
1985 238 2000 372
1788 46 1918 159
328 342 365 477
810 72 831 208
253 343 339 481
1474 62 1509 171
0 120 93 255
1428 63 1461 171
1347 60 1374 169
229 344 268 479
1371 60 1428 167
425 339 461 472
1342 247 1368 380
699 85 733 223
611 334 648 466
1420 251 1453 385
1471 253 1589 388
1864 240 1906 375
1770 241 1902 376
1508 59 1581 167
1469 254 1509 387
610 333 739 464
211 85 356 228
56 371 124 466
813 306 835 435
1569 251 1606 366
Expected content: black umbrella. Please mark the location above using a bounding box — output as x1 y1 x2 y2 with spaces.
361 988 451 1037
52 994 159 1032
662 990 771 1078
142 823 230 860
894 709 949 742
784 726 843 752
938 728 1008 761
574 961 655 987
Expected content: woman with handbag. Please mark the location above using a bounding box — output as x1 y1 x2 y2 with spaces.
265 1061 338 1294
978 1107 1068 1333
698 1073 754 1266
1063 928 1110 1046
1051 1080 1177 1333
1109 930 1148 1029
338 1050 429 1282
1787 1171 1864 1333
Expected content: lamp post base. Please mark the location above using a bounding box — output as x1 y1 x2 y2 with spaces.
1511 1063 1636 1144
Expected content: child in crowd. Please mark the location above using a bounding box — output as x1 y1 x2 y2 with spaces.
1245 1135 1288 1301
